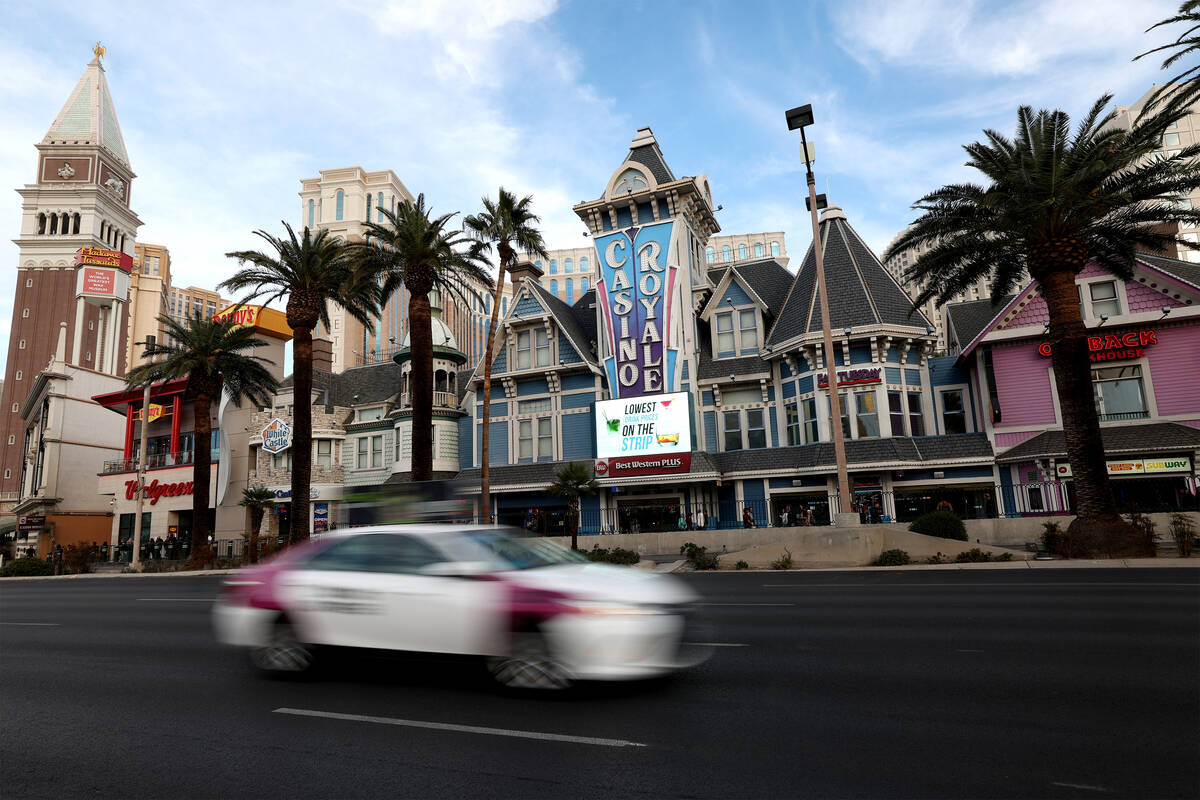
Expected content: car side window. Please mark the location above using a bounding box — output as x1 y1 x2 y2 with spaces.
358 534 444 574
304 536 374 571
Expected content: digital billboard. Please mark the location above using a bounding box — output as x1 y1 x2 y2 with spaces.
594 391 691 459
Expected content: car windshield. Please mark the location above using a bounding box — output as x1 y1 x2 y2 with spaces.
442 528 588 570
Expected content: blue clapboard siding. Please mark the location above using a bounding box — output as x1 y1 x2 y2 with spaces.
561 392 594 410
885 366 902 384
562 413 593 459
562 373 592 391
905 369 922 386
513 294 543 317
516 378 549 397
704 411 717 453
559 336 583 363
458 416 473 468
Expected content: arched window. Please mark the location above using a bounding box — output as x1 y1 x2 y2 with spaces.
535 260 543 271
502 298 508 315
50 214 58 235
771 241 780 258
366 194 372 223
378 193 384 217
308 200 315 228
738 243 748 259
581 277 589 294
73 213 80 234
579 256 588 271
566 278 574 303
120 234 125 252
550 279 558 296
549 259 557 274
335 189 344 221
61 213 70 235
613 167 648 194
722 245 731 261
705 246 714 263
565 258 573 273
37 213 46 234
755 243 764 257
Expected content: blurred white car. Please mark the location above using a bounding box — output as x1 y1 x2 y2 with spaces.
213 526 704 689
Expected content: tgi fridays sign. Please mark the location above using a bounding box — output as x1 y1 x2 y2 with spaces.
1056 457 1191 477
594 220 679 398
817 367 881 389
1038 330 1158 362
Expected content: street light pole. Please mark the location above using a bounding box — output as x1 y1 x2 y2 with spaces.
131 335 155 568
787 105 853 520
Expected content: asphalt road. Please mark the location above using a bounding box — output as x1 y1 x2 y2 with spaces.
2 568 1197 799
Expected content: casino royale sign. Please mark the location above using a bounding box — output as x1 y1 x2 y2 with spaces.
594 221 679 398
1037 329 1158 362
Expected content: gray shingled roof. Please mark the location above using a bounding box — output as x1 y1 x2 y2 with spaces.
280 361 402 407
733 259 794 315
525 281 597 365
628 144 675 185
571 289 598 347
697 353 770 381
715 434 992 474
766 213 930 348
946 296 1014 352
995 423 1200 463
1136 252 1200 290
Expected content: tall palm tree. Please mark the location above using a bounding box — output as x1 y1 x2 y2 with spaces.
548 462 599 552
884 96 1200 557
463 189 550 521
222 223 378 542
239 484 275 564
354 195 490 481
1135 1 1200 114
125 315 279 563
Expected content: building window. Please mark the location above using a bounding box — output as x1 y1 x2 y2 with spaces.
11 403 18 413
6 435 13 445
371 435 383 468
1089 281 1121 317
518 398 552 413
907 393 923 436
308 199 315 228
316 440 331 469
358 407 383 422
581 277 589 295
706 247 715 263
855 392 879 438
22 308 29 318
366 194 372 223
889 392 905 435
273 450 291 471
357 437 368 468
738 309 757 351
335 189 344 221
25 277 33 288
723 410 742 451
746 408 767 449
828 393 852 438
535 260 543 271
14 371 21 381
715 312 735 355
786 403 801 445
738 244 748 259
722 245 731 261
802 397 818 443
535 329 550 366
1163 132 1181 146
754 243 764 257
941 390 966 434
537 417 552 459
771 242 780 258
549 259 558 274
613 168 648 193
1093 364 1147 419
18 339 25 349
549 279 558 297
579 256 588 272
565 278 574 303
564 258 573 273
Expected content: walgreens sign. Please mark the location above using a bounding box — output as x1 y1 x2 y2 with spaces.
1038 329 1158 362
125 479 194 505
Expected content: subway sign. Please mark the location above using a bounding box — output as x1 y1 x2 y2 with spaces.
1037 330 1158 362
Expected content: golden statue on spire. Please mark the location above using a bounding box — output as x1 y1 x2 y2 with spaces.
93 41 106 60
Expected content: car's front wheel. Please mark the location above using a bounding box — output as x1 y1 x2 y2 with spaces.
250 618 315 677
487 632 572 691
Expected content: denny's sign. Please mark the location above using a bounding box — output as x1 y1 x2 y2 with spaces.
1038 329 1158 362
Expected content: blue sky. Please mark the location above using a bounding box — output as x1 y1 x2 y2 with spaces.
0 0 1181 374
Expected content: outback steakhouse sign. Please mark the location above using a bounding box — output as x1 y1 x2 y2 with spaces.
125 479 194 505
1038 329 1158 362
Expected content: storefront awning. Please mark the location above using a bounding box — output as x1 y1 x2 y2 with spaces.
995 422 1200 463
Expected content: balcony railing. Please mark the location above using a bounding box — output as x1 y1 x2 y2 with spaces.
399 391 458 409
1097 410 1150 422
101 450 219 474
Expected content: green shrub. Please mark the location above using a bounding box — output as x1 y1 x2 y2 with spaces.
1125 512 1158 552
877 549 910 566
955 547 992 563
908 510 967 541
997 552 1013 562
927 552 946 565
1040 521 1070 557
770 548 793 570
138 560 173 573
679 542 720 570
735 560 749 570
585 546 641 565
0 557 54 577
1168 512 1196 557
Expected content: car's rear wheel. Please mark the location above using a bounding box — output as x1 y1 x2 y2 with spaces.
487 632 572 691
250 618 314 677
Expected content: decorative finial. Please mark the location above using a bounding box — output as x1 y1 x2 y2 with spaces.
93 42 106 60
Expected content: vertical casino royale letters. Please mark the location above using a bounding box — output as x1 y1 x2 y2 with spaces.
594 221 680 399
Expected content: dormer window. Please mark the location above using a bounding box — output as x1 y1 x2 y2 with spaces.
1088 281 1121 317
614 168 648 194
516 329 550 369
715 308 758 356
358 407 383 422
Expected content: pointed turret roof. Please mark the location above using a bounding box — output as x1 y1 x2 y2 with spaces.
42 55 130 167
766 205 930 348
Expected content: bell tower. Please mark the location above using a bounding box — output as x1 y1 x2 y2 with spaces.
1 45 142 497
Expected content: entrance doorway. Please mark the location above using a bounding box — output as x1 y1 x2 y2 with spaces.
615 497 684 533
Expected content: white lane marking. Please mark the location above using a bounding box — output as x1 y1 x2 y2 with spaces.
955 649 984 653
761 582 1198 588
0 622 60 626
136 598 215 602
697 602 796 607
273 708 647 748
686 642 748 648
1051 781 1111 793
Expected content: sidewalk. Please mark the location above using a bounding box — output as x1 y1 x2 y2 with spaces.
0 568 238 582
685 556 1200 573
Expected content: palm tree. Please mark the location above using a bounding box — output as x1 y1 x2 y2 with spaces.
1135 1 1200 114
884 96 1200 557
125 315 279 563
239 484 275 564
548 462 599 552
222 223 379 542
355 195 490 481
463 189 550 521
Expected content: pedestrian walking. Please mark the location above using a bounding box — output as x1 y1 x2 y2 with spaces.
742 507 755 529
779 505 791 527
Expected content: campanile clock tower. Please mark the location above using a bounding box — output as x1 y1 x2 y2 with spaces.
0 45 142 498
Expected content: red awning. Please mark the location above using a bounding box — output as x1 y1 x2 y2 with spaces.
92 378 190 415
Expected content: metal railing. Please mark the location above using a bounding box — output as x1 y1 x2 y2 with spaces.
399 391 458 409
1098 410 1150 422
101 450 218 474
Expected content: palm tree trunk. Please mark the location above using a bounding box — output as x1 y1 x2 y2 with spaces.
248 506 264 565
479 261 508 522
570 496 580 552
191 393 212 563
291 325 314 544
1041 270 1143 556
410 291 434 481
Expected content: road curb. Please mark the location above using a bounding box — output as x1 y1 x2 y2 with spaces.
688 557 1200 574
0 568 238 582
